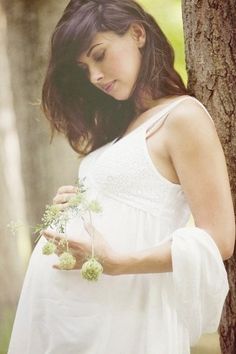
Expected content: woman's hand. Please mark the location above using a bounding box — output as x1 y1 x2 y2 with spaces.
43 222 121 275
53 185 78 210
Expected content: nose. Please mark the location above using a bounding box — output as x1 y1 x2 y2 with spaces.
89 66 104 85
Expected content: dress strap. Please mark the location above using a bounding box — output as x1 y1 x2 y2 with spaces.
144 96 215 138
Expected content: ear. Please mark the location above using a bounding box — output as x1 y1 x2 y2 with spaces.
130 22 146 48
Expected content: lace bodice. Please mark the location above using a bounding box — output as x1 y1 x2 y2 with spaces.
79 97 202 220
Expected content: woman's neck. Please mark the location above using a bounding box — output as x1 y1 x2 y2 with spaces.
135 91 181 117
121 94 186 138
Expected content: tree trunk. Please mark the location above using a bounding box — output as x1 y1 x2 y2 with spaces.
0 3 28 350
2 0 78 239
182 0 236 353
0 1 79 350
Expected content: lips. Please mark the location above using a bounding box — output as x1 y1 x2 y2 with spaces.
101 80 116 93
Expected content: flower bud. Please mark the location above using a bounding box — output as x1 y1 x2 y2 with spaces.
81 257 103 281
42 241 57 255
58 252 76 270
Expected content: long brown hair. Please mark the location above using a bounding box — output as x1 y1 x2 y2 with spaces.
42 0 189 156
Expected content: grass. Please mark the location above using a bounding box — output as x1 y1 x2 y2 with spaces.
191 333 221 354
0 308 16 354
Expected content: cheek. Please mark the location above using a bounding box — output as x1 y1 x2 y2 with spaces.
107 46 141 79
106 51 126 74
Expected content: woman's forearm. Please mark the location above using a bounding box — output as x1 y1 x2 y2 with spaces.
112 240 173 275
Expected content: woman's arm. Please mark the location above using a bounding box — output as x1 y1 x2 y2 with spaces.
165 99 235 259
112 99 235 275
45 99 235 275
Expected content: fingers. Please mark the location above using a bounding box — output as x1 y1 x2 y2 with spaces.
43 230 65 245
54 248 62 257
53 264 60 269
52 258 84 270
43 230 85 254
52 185 79 208
53 193 73 205
57 185 79 194
52 246 86 270
43 229 63 239
43 229 91 270
53 203 70 211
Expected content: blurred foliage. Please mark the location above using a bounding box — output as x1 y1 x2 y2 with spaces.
0 309 15 354
139 0 187 83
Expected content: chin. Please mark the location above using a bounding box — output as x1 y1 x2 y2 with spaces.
111 89 133 101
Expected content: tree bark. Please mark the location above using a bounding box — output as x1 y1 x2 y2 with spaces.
182 0 236 353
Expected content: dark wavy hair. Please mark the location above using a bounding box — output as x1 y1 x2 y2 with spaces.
42 0 189 156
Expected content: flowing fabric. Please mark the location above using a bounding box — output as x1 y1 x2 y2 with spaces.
170 227 228 345
8 96 228 354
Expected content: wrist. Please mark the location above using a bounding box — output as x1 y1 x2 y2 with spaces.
110 252 139 276
108 241 173 275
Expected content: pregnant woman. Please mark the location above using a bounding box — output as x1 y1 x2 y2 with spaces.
8 1 235 353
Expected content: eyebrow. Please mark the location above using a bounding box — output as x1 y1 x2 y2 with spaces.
87 43 103 57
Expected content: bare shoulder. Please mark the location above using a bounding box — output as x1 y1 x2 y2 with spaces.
165 96 215 132
164 97 220 153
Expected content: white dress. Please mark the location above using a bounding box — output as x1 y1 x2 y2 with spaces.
8 96 229 354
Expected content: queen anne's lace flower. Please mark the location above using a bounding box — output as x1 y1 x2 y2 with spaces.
88 200 103 213
81 257 103 281
58 252 76 270
42 241 57 255
9 178 104 280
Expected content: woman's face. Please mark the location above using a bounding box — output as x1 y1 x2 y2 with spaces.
77 25 145 100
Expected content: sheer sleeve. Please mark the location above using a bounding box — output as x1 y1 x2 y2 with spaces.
170 226 229 345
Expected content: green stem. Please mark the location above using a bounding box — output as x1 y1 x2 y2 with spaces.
34 232 42 244
64 230 69 252
88 210 95 258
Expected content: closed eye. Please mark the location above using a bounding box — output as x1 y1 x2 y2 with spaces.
93 50 106 62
